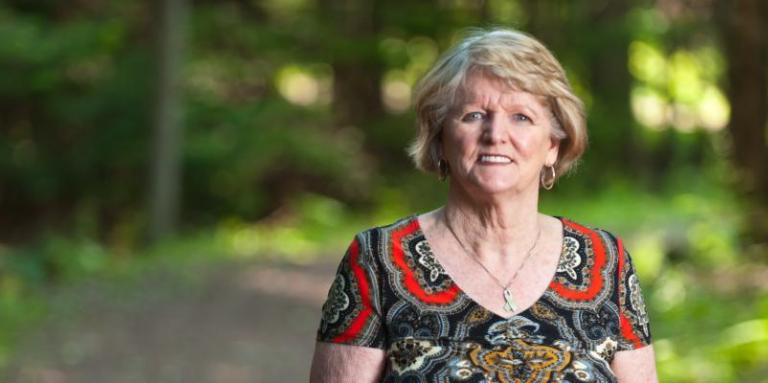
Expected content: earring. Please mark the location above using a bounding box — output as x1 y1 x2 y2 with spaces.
541 165 556 190
438 159 449 181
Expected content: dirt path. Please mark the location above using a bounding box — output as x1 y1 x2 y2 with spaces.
3 259 339 383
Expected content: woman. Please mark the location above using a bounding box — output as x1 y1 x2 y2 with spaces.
310 28 657 383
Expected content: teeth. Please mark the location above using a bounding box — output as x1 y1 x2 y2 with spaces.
479 155 512 163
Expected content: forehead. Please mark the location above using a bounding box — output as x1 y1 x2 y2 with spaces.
458 72 547 110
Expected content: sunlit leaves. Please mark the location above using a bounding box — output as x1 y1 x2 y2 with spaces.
630 41 668 87
629 37 729 132
275 64 331 107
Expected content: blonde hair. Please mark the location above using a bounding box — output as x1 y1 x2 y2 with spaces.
408 28 587 181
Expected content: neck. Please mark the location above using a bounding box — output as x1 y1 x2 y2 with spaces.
442 181 541 263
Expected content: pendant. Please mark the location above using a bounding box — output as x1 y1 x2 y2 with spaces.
503 288 517 312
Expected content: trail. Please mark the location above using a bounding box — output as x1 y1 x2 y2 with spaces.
3 259 338 383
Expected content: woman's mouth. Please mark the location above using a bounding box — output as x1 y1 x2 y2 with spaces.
478 154 512 164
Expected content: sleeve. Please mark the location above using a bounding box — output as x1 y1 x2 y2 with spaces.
316 232 385 349
614 235 653 351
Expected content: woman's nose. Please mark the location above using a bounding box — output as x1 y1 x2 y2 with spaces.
481 115 507 144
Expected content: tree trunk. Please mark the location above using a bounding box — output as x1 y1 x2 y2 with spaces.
717 0 768 254
328 0 384 130
523 0 638 184
586 0 639 175
148 0 188 243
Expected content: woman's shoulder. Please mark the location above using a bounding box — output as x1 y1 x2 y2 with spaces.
552 217 652 350
547 216 636 313
346 214 422 260
556 215 634 285
558 215 626 253
352 214 421 241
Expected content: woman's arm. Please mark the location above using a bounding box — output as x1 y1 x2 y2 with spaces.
309 342 387 383
611 345 659 383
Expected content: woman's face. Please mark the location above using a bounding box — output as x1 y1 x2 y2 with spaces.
441 72 559 198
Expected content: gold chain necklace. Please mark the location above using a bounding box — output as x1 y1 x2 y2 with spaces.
443 212 541 313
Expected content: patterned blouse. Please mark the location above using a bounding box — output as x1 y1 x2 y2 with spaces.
317 215 652 382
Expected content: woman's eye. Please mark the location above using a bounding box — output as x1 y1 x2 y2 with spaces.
513 113 532 123
462 112 484 122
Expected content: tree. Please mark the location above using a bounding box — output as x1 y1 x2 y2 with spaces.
523 0 640 185
148 0 188 242
716 0 768 254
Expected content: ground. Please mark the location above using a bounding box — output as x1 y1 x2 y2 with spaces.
3 259 339 383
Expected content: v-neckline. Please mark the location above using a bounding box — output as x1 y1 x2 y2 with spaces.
411 214 568 320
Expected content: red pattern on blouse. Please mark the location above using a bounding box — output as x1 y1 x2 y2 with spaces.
332 238 375 343
389 219 461 305
616 236 644 348
550 218 607 301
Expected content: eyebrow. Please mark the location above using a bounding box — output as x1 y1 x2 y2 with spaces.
458 101 543 120
509 103 541 119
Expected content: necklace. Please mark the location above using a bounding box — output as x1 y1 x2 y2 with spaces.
443 212 542 313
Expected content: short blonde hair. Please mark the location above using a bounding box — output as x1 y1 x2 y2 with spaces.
409 28 587 181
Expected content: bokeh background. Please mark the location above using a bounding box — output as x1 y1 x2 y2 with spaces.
1 0 767 382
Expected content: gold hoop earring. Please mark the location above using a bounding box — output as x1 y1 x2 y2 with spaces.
541 165 556 190
438 159 449 181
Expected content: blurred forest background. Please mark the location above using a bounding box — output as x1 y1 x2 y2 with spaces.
1 0 767 381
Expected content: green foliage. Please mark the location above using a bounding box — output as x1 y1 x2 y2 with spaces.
0 0 766 380
653 282 768 382
2 179 765 380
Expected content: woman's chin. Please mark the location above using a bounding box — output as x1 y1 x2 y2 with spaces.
463 177 527 197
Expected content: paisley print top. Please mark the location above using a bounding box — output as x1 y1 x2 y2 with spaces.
317 215 652 383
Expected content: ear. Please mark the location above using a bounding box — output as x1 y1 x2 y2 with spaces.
545 136 560 166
